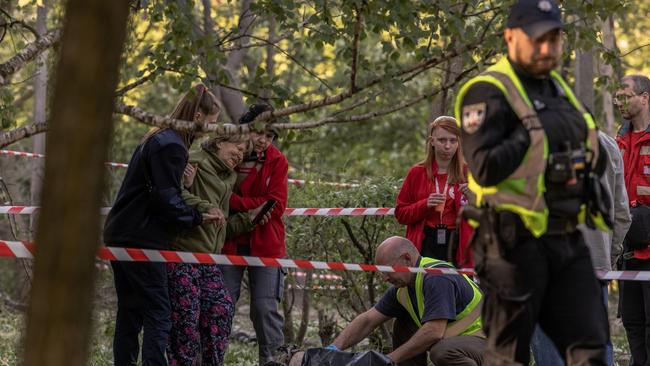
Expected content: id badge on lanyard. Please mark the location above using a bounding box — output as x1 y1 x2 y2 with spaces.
436 224 447 245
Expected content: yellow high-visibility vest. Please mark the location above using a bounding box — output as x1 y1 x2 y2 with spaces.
454 57 608 236
395 257 483 337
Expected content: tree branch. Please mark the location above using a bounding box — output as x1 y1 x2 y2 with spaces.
621 42 650 58
0 28 62 86
0 290 28 312
0 120 48 148
341 219 366 255
115 69 160 96
246 34 333 91
0 60 478 148
271 62 479 130
350 4 363 93
253 38 484 123
114 102 251 134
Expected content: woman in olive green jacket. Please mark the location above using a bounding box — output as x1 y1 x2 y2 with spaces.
166 133 254 365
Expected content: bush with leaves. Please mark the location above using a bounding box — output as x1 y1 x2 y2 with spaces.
282 176 403 351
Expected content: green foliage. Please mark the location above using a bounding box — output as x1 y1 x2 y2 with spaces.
285 177 403 348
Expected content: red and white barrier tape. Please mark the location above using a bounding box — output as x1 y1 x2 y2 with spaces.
0 149 129 168
0 240 474 276
0 240 648 281
284 208 393 216
0 206 394 216
293 271 343 281
0 149 357 187
287 179 359 188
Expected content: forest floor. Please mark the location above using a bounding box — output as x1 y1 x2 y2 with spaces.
0 278 633 366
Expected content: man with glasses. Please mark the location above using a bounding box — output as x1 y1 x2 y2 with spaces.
615 74 650 366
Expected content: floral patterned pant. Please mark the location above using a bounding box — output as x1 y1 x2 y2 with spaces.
167 263 235 366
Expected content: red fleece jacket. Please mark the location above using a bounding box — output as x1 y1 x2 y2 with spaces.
222 145 289 258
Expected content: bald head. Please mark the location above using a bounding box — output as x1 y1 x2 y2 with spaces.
375 236 420 266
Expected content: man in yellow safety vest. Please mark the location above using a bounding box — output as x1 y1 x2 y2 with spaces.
325 236 485 366
455 0 611 364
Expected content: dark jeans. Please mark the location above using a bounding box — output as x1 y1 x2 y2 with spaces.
621 258 650 366
476 231 609 365
112 261 171 366
531 284 614 366
392 317 485 366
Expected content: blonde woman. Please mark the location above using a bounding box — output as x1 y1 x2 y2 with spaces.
395 116 470 262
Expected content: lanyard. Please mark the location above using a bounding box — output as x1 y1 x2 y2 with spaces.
433 174 449 221
434 175 449 196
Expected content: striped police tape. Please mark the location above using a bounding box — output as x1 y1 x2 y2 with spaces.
0 240 648 281
0 206 394 216
0 149 358 188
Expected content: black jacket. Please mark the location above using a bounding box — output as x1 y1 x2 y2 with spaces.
104 129 202 249
460 61 604 219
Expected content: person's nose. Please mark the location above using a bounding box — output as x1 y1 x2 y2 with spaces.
538 40 553 57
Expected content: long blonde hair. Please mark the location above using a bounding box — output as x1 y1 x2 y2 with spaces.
419 116 465 184
142 84 221 148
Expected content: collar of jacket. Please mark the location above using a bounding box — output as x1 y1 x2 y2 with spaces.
199 147 235 175
617 120 650 137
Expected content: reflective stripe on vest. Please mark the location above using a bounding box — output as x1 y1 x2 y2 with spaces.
454 57 606 236
395 257 483 337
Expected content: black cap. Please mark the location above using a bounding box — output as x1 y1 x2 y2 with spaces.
238 103 280 139
238 103 273 124
506 0 563 40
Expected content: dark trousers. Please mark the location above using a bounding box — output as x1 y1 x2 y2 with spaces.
112 261 171 366
476 231 609 365
392 317 485 366
220 264 285 366
621 258 650 366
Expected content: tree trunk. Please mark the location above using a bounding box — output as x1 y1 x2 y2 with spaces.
431 56 463 120
295 270 313 346
574 49 595 112
282 271 296 344
599 17 617 135
21 1 130 365
213 0 252 122
30 0 48 239
262 16 276 100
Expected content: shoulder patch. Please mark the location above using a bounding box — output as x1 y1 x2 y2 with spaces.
462 103 486 134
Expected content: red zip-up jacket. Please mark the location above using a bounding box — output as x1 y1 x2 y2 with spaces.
221 145 288 258
395 162 474 266
617 122 650 259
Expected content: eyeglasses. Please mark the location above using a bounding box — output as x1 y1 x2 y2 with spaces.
614 93 637 106
614 92 648 106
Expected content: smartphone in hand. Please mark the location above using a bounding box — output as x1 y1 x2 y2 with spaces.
252 200 277 225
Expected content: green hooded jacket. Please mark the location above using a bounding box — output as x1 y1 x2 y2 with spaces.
172 146 253 254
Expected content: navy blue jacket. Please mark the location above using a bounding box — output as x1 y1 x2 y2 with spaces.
104 129 202 249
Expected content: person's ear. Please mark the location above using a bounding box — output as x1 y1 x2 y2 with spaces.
194 111 203 122
504 28 512 43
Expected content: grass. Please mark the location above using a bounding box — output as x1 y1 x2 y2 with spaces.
0 283 634 365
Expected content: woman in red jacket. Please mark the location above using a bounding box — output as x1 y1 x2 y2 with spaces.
395 116 472 264
220 104 288 365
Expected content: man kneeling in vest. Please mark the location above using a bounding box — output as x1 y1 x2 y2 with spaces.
325 236 485 366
